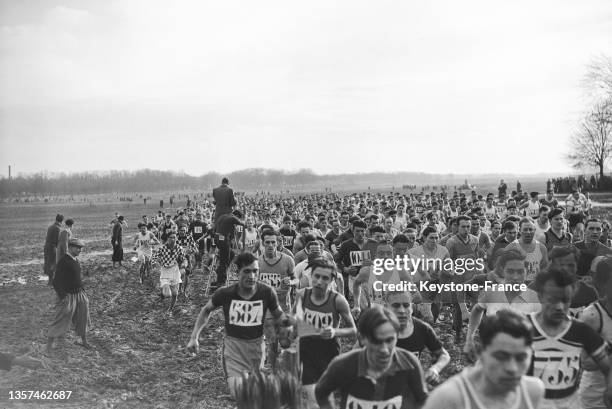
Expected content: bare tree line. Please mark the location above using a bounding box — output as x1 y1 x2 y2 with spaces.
0 168 549 197
568 54 612 184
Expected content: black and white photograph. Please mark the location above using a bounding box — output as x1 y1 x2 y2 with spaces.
1 1 612 408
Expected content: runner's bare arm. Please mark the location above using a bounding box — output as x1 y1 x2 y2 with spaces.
291 289 305 317
335 274 344 297
464 303 485 355
271 306 285 326
252 239 261 254
593 345 611 373
539 244 549 271
333 294 356 338
351 268 370 314
284 259 298 286
428 347 450 378
187 301 216 351
150 233 160 245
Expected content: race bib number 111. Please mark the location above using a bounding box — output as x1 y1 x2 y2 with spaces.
350 250 371 267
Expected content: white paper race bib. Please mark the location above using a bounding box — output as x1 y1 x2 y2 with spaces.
346 394 402 409
532 350 580 390
228 299 264 326
194 226 203 234
303 308 334 330
350 250 371 267
260 273 282 288
524 259 540 281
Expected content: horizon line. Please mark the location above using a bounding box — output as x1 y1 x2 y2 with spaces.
0 167 589 179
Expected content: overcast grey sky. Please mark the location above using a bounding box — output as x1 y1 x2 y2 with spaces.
1 0 611 177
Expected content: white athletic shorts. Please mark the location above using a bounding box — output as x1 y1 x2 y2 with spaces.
160 265 181 287
579 370 606 409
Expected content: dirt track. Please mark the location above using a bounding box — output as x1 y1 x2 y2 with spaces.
0 203 238 408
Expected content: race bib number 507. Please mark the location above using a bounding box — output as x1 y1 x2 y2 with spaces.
228 300 264 326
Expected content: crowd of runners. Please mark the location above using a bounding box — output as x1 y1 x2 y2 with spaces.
39 178 612 409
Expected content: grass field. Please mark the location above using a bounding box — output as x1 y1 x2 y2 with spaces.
1 200 610 408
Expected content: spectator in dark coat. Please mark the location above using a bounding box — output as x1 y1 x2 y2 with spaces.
112 215 124 267
44 214 64 285
57 218 74 263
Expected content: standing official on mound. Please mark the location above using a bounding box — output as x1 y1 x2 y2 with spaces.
212 210 245 289
213 177 237 230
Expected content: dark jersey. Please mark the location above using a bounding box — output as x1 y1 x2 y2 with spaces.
540 198 558 208
211 282 280 340
575 241 612 277
279 227 297 252
544 230 572 252
216 214 243 238
189 221 208 241
527 313 606 400
336 240 371 274
396 318 443 359
315 348 427 409
325 230 341 249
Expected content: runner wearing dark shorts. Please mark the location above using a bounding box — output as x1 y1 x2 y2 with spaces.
293 257 355 408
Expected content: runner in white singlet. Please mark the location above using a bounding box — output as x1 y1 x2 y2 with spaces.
507 219 548 283
424 309 544 409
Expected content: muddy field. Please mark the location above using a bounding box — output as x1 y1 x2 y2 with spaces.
1 201 609 408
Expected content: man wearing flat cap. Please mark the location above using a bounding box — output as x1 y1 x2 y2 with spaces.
47 238 91 354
